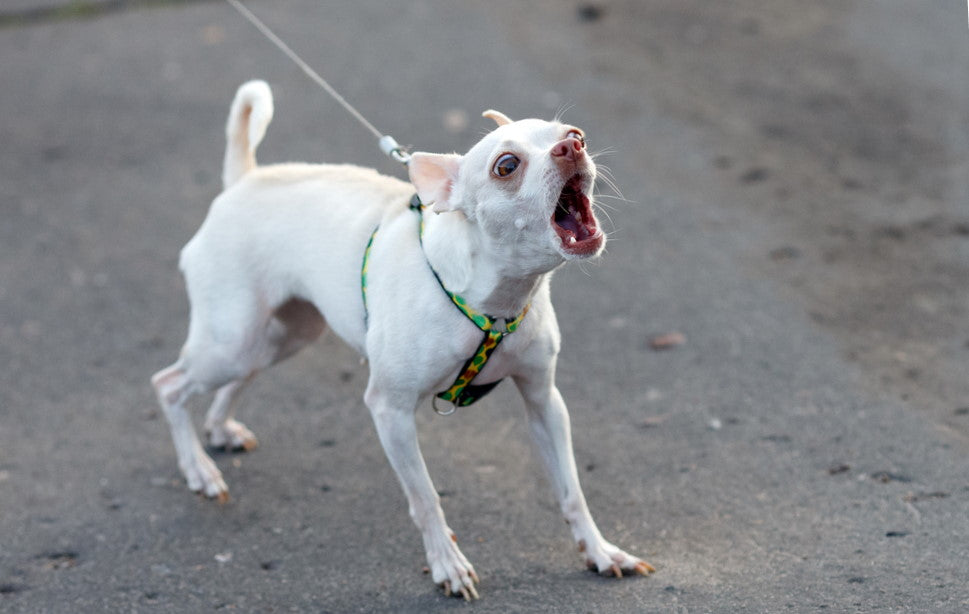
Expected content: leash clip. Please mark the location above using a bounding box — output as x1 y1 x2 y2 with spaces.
379 135 411 166
226 1 414 168
432 396 457 417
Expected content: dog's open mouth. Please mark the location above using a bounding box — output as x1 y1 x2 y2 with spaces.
552 175 603 256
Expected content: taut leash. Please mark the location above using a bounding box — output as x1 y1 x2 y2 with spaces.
224 0 411 165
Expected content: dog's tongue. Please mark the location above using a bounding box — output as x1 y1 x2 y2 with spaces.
555 181 594 241
556 208 591 240
553 175 603 254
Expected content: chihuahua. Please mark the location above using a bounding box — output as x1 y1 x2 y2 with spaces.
151 80 653 600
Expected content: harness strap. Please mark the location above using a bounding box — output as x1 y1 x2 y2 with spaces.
360 195 530 412
360 227 378 329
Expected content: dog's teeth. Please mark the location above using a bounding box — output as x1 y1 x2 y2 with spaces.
573 210 582 222
568 236 577 245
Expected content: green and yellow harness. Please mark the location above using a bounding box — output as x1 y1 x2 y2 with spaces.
361 195 529 414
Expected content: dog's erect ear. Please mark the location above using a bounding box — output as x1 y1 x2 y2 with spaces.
409 152 462 213
482 109 513 127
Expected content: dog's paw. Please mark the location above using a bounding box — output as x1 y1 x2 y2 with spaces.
579 538 655 578
425 531 480 601
180 454 229 503
208 418 258 452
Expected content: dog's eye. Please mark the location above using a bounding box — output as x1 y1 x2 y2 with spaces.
493 153 521 177
567 130 586 147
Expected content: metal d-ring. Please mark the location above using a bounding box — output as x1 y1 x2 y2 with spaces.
432 396 457 416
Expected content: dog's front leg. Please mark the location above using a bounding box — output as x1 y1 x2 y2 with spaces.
365 388 480 600
514 370 655 578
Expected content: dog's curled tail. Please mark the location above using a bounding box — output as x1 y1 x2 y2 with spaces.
222 80 274 190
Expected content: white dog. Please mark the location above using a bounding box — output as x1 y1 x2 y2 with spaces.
151 80 653 600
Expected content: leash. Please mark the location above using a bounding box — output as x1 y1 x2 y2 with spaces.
225 0 411 165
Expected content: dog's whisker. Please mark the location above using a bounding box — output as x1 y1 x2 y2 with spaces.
594 166 626 202
591 196 623 211
594 166 621 190
574 260 595 277
598 181 627 205
590 146 618 160
593 191 630 201
553 102 576 124
596 207 619 235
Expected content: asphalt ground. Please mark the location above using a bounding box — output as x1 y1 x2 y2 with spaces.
1 1 967 612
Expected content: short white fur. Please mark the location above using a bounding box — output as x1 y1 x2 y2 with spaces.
151 80 652 600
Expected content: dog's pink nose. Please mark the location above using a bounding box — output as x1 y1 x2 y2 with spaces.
551 138 584 160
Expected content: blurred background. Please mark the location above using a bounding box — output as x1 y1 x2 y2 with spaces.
1 1 967 612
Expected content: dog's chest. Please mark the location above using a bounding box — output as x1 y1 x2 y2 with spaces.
360 205 552 400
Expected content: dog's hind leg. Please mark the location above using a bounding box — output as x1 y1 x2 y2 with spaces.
151 361 230 500
204 378 257 451
201 298 324 452
151 292 277 499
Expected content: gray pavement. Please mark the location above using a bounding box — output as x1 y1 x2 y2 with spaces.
1 1 968 612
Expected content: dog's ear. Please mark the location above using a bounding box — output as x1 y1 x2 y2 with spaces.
482 109 513 127
409 152 462 213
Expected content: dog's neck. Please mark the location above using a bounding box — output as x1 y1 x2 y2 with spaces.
421 211 549 319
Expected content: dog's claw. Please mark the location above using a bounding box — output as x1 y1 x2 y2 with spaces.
441 577 479 601
443 583 477 601
192 485 230 504
427 526 479 600
181 452 229 502
583 539 654 579
208 419 258 452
